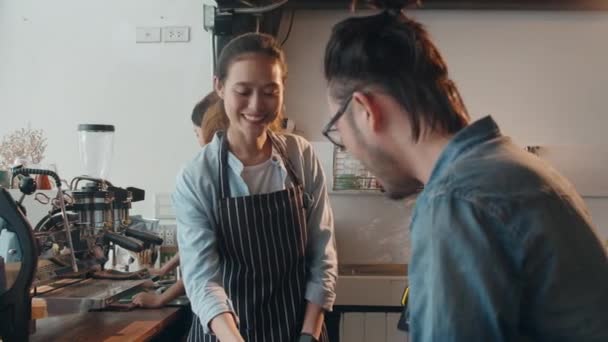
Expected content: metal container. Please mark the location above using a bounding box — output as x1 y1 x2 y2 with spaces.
71 188 114 230
112 207 130 231
108 187 132 231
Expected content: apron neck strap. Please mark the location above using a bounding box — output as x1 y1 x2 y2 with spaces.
266 131 302 187
218 131 231 199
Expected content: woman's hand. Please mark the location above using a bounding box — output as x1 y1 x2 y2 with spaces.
140 279 156 288
210 312 245 342
301 302 324 340
147 267 166 277
132 292 165 309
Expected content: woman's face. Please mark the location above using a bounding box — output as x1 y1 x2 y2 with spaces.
216 53 284 141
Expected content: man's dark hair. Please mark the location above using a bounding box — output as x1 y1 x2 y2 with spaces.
324 9 469 141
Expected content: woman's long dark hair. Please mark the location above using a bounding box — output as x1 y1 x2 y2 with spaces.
216 32 287 82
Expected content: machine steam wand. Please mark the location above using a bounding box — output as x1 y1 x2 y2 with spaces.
12 167 79 273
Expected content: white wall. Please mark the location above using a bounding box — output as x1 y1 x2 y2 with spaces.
2 5 607 263
283 9 608 144
0 0 215 217
282 9 608 262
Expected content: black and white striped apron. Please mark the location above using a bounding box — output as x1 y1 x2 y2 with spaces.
188 132 329 342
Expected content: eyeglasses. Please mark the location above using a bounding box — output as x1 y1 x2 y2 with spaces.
322 95 353 150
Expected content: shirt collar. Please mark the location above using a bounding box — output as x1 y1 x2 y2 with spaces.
426 116 502 187
208 131 285 175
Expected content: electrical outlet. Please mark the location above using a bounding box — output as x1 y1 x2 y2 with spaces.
162 26 190 43
159 224 177 246
168 228 176 245
136 27 161 43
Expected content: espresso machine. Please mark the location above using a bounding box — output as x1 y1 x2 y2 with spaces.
4 124 163 319
71 124 163 271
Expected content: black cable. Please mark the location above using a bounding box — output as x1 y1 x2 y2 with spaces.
280 10 295 46
34 213 51 232
12 168 62 188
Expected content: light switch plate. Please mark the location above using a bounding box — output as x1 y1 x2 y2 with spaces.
136 27 161 43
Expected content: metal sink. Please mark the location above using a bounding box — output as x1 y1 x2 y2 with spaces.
338 263 407 277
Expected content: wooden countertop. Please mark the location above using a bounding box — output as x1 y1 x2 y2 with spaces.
338 263 407 277
30 307 186 342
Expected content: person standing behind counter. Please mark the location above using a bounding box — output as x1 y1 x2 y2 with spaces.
133 91 223 309
174 33 337 342
192 91 223 146
322 1 608 341
132 251 183 308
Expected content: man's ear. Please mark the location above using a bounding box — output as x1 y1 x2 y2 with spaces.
214 76 224 99
352 91 383 133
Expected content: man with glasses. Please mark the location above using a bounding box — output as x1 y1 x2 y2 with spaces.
321 8 608 342
322 95 351 150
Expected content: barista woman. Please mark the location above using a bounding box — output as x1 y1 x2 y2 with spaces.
174 33 337 342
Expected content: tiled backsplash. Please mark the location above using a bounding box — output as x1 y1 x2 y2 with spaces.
330 193 412 265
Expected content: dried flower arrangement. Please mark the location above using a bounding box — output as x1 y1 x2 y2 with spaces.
0 127 47 170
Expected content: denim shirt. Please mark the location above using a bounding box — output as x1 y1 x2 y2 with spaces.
409 116 608 342
173 132 337 334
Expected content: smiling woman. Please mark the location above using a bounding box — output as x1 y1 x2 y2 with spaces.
214 33 287 164
174 33 337 342
217 53 283 155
